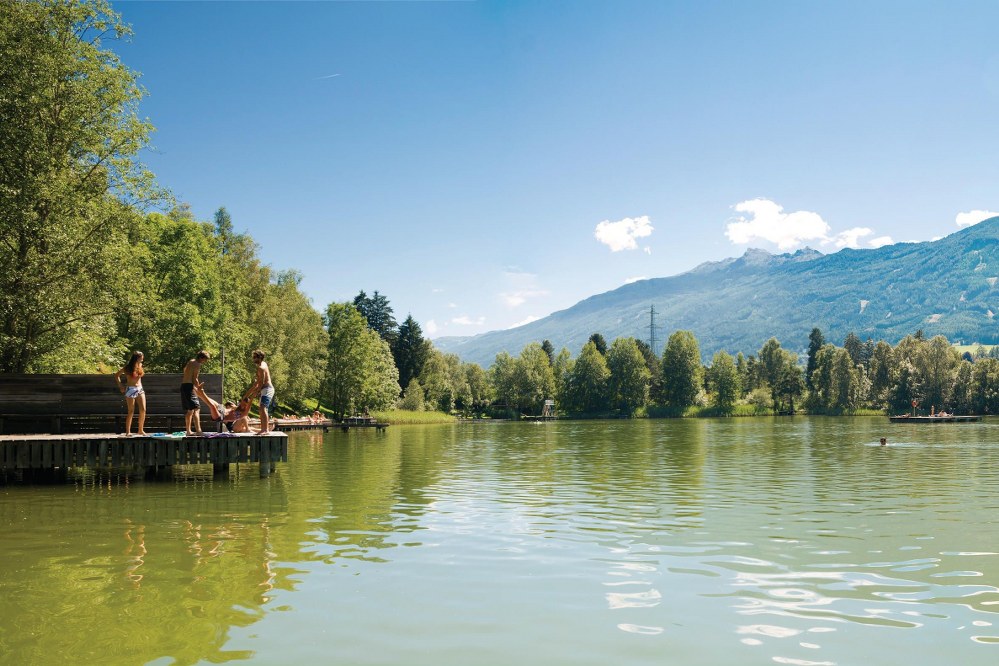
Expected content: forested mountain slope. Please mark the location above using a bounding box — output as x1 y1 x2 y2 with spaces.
437 219 999 365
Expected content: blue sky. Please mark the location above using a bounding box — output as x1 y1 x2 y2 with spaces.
112 0 999 339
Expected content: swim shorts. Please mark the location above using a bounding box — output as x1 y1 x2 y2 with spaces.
125 385 144 400
259 385 275 413
181 382 200 411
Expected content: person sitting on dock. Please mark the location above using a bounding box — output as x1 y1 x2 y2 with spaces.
194 383 250 433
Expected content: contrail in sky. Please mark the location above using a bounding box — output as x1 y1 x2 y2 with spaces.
315 73 342 80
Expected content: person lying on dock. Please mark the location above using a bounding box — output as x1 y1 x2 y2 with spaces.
194 383 251 433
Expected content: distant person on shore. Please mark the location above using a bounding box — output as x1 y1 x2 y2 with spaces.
880 437 888 446
181 351 210 435
243 349 275 434
114 351 147 436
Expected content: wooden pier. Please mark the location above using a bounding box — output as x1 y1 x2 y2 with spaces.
0 432 287 476
888 414 983 423
338 416 388 432
272 419 331 433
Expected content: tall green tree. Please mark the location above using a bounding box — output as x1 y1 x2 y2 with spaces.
867 341 894 408
321 302 397 419
805 327 825 390
489 351 517 412
541 339 555 366
706 350 740 414
399 378 425 412
952 361 974 414
564 341 610 413
607 337 651 415
843 332 864 366
918 335 958 411
588 333 608 356
359 334 401 412
353 290 397 343
512 343 556 414
118 208 225 372
660 331 703 414
552 347 574 408
463 363 493 413
421 348 459 413
0 0 163 371
972 358 999 414
634 338 662 403
392 314 431 395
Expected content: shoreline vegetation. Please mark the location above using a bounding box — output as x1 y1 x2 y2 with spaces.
5 2 998 428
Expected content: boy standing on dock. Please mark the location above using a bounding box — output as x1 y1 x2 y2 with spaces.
181 350 211 436
243 349 275 435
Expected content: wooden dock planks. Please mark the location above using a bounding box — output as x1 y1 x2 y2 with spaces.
0 432 288 471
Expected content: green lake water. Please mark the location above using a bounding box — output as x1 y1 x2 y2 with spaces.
2 418 999 665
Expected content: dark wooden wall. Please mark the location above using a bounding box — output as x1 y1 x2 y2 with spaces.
0 374 223 434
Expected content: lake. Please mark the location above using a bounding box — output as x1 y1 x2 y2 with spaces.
2 418 999 665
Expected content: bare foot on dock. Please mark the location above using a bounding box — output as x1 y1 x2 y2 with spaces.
138 431 148 436
256 430 270 435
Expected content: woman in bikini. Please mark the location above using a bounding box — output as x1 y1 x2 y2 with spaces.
115 351 148 436
194 383 251 433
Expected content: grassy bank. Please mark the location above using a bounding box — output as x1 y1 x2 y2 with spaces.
371 410 456 425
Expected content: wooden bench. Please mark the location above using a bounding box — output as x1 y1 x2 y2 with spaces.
0 374 223 435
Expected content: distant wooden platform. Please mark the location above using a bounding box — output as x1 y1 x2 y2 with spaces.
0 432 287 473
338 417 388 431
888 415 983 423
272 419 331 432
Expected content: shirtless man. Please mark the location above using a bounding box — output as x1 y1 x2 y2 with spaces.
181 350 210 435
243 349 275 434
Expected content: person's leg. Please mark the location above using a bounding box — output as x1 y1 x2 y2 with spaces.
185 409 193 435
137 393 147 435
124 396 135 435
194 408 202 434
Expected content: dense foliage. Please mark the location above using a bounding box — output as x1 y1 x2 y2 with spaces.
9 1 999 424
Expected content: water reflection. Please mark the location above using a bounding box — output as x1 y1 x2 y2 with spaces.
0 464 295 664
3 419 999 664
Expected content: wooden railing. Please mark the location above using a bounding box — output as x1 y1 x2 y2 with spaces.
0 374 222 435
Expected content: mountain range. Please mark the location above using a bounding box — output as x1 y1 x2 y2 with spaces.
435 218 999 366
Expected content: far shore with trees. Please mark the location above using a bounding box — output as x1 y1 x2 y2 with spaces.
4 0 999 425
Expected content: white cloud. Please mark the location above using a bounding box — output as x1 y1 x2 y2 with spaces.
500 290 547 307
643 246 652 255
833 227 875 249
624 276 647 284
726 199 829 251
425 319 438 335
956 210 999 228
447 302 457 308
594 215 654 252
452 315 485 326
507 315 541 329
726 198 892 252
